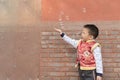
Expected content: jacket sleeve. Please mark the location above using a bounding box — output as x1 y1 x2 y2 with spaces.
60 33 80 48
93 47 103 77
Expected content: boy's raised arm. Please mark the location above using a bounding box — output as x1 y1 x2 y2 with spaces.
55 28 79 48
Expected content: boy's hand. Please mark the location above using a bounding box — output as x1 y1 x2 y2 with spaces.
54 28 63 34
75 64 78 68
97 76 102 80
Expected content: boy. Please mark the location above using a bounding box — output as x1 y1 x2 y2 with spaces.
55 24 103 80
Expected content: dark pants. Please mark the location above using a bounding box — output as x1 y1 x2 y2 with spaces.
78 64 96 80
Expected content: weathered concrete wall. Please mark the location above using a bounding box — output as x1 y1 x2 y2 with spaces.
0 0 41 80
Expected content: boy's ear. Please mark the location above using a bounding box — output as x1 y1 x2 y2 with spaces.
90 35 94 39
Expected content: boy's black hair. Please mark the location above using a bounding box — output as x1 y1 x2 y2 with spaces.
84 24 99 39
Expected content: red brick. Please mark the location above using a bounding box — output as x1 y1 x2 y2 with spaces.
103 63 117 68
49 72 65 76
66 72 79 76
104 73 119 78
60 77 70 80
70 77 79 80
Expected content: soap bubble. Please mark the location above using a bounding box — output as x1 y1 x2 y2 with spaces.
82 8 87 13
65 16 70 21
60 11 65 15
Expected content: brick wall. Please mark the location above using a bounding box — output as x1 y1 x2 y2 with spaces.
40 22 120 80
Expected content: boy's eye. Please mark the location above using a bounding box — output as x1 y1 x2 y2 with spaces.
82 32 85 34
78 32 81 35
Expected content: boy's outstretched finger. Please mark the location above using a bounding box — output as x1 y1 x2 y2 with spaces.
54 28 58 31
54 28 60 31
54 28 62 34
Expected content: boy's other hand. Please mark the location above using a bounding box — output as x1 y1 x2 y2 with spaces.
97 76 102 80
54 28 63 34
75 64 78 68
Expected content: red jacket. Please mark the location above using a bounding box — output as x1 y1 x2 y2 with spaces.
77 40 98 70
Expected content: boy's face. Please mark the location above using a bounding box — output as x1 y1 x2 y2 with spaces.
81 28 93 41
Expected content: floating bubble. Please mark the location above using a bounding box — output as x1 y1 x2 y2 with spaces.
60 11 65 15
65 16 70 20
61 26 64 29
82 8 87 13
59 21 64 29
60 23 64 27
59 21 63 24
58 18 62 21
58 11 65 29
